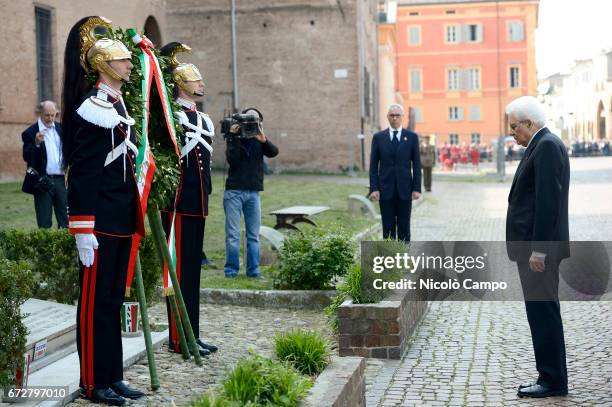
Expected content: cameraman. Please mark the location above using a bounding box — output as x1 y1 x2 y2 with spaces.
224 107 279 278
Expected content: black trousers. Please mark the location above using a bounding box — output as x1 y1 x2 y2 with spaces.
77 233 131 396
34 175 68 228
422 167 433 191
161 212 205 352
517 260 568 390
379 192 412 242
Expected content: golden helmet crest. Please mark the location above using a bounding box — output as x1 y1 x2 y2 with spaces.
167 44 203 93
79 16 132 81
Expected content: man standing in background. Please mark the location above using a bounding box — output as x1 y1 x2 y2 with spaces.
369 104 421 242
21 100 68 228
420 134 435 192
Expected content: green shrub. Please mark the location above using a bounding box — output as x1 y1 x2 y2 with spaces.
273 226 355 290
0 258 34 387
0 229 162 304
194 352 312 407
274 329 330 376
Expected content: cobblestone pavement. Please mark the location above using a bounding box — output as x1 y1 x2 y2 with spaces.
68 304 332 406
367 156 612 406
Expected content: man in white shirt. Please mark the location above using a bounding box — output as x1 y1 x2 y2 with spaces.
21 101 68 228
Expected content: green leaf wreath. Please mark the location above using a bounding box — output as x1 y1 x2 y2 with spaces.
86 27 183 210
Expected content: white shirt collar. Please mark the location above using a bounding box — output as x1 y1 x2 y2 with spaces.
38 118 55 132
176 97 196 110
527 126 546 149
389 127 402 140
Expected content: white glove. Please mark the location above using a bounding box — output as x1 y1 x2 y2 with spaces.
75 233 99 267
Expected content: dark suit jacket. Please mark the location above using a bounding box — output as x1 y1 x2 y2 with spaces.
21 121 62 176
369 128 422 201
506 127 570 261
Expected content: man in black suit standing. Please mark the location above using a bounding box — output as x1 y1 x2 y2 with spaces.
369 104 421 242
21 100 68 228
505 96 570 398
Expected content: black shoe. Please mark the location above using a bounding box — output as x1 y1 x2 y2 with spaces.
191 344 211 357
517 383 568 398
111 381 145 400
518 380 539 390
197 338 218 353
90 388 126 405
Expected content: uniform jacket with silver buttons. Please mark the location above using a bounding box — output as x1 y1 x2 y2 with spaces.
164 107 212 217
67 87 140 237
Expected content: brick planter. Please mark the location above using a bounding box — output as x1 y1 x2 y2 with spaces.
337 291 428 359
301 356 365 407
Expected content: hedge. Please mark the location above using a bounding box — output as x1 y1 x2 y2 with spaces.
0 229 162 305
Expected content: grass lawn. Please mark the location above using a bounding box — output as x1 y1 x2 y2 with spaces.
1 173 376 289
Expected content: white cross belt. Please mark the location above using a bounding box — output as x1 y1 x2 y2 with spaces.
181 131 213 158
104 137 138 167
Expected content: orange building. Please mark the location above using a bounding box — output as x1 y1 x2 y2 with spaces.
396 0 539 145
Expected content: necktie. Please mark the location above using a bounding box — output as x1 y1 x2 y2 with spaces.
392 130 399 148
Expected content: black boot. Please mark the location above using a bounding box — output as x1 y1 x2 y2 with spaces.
89 388 126 405
110 381 145 400
197 338 218 353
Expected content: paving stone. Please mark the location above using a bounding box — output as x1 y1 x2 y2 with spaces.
366 157 612 407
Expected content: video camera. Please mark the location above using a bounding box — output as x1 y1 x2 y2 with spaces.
220 113 260 139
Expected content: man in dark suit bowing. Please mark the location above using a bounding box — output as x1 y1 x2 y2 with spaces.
21 100 68 229
505 96 570 398
369 104 421 242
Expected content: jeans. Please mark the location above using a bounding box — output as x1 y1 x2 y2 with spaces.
223 190 261 277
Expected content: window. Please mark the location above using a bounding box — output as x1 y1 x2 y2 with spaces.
410 69 422 93
449 106 463 121
469 105 481 121
412 107 423 123
471 133 481 144
409 12 419 16
446 10 456 14
465 24 483 43
447 68 459 90
446 24 459 43
408 26 421 45
467 68 480 90
508 21 524 42
449 134 459 145
35 7 54 102
509 66 520 88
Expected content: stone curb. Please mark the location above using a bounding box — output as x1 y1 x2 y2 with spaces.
300 356 365 407
200 288 336 309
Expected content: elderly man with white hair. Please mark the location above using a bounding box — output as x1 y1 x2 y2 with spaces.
21 100 68 228
505 96 570 398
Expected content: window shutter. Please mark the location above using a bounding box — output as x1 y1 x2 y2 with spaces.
476 24 483 42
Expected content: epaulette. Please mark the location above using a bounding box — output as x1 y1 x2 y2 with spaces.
76 96 121 129
198 112 215 133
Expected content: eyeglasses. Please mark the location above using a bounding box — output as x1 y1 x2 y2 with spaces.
388 114 402 118
509 120 530 131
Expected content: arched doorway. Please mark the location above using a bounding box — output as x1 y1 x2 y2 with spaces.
597 100 606 139
144 16 162 47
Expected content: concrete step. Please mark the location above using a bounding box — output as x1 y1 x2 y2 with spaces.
21 299 77 374
24 329 168 406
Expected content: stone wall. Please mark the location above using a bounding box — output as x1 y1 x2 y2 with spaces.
166 0 380 172
337 293 429 359
301 355 365 407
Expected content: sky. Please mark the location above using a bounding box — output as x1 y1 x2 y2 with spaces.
535 0 612 79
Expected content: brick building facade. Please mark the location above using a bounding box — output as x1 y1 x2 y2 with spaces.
0 0 166 181
0 0 380 179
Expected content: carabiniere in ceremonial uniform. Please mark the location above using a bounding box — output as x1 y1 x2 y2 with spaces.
61 16 145 405
159 42 218 357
